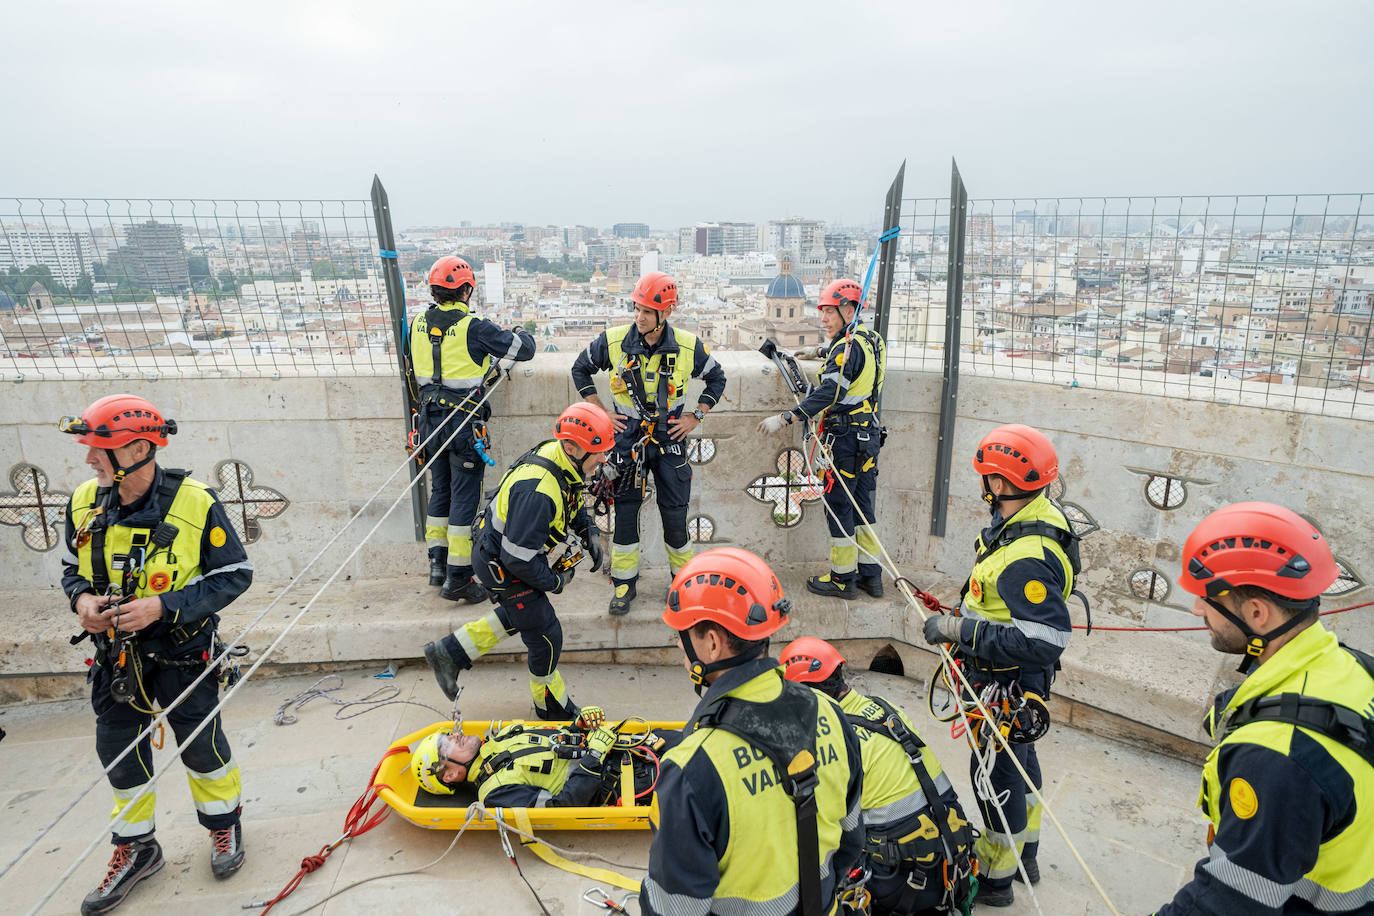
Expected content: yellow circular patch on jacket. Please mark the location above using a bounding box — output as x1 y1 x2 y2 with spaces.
969 578 982 600
1229 777 1258 819
209 526 227 547
1023 580 1048 604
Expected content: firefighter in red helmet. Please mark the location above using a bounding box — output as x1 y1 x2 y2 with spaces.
1153 503 1372 916
571 271 726 616
759 278 887 601
408 256 535 601
920 423 1079 908
59 395 254 914
422 402 615 719
641 549 865 916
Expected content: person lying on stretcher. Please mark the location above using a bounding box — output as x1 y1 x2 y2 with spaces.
411 706 671 808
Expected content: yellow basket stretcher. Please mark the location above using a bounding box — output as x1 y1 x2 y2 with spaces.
373 719 683 832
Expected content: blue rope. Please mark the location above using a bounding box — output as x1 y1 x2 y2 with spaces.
850 225 901 334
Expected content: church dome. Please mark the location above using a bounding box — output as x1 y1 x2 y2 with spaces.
765 273 806 300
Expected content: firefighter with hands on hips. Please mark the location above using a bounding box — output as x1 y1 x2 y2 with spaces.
920 423 1077 909
782 637 976 916
409 255 535 602
641 547 866 916
1152 502 1374 916
410 705 662 807
758 278 887 601
571 270 726 616
422 401 614 720
59 395 254 915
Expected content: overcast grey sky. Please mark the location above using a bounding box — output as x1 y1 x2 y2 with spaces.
5 0 1371 229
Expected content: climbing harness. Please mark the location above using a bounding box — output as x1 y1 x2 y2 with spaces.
757 337 1120 916
16 374 510 910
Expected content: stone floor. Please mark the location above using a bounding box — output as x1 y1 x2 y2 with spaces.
1 660 1208 915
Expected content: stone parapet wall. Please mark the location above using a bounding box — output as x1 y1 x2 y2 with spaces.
3 353 1369 747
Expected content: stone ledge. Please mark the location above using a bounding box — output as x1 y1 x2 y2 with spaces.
3 568 1223 756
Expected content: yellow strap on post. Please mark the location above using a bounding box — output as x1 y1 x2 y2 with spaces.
511 809 641 892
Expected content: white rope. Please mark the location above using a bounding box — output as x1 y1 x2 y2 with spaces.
777 364 1119 915
20 369 512 914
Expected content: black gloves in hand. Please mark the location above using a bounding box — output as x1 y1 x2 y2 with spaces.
552 566 576 594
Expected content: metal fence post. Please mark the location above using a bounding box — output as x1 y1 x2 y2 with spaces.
930 160 968 537
370 175 426 539
872 160 906 342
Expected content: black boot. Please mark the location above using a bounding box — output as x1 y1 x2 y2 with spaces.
428 548 447 587
209 823 245 879
806 574 855 599
1012 856 1040 884
974 881 1015 907
609 581 637 616
440 572 488 604
424 641 462 700
81 838 164 915
856 573 884 598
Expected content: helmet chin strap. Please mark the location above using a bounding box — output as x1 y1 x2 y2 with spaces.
1206 596 1317 674
980 475 1005 513
103 446 155 504
678 629 768 697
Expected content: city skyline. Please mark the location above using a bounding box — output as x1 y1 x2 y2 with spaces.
4 1 1372 228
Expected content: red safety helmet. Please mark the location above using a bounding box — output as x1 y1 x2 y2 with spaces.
1179 502 1338 602
429 256 476 291
629 271 678 311
818 279 863 312
780 637 844 684
664 548 791 641
973 423 1058 491
59 394 176 449
554 401 615 453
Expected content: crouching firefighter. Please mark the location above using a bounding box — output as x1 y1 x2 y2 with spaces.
408 255 535 601
921 423 1082 909
642 548 865 916
59 395 253 915
783 638 976 916
410 706 667 807
571 271 726 616
422 401 614 719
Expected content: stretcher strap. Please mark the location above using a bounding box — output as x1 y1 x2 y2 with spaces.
512 809 640 892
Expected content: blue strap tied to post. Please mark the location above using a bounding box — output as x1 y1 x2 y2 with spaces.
851 225 901 334
378 248 398 258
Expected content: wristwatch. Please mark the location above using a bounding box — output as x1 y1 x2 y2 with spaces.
692 408 706 422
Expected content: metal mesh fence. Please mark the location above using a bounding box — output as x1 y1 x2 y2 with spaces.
885 194 1374 418
0 198 394 379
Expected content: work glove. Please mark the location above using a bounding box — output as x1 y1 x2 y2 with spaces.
585 532 604 573
586 726 617 759
551 566 575 594
922 615 964 646
575 706 606 730
757 411 794 434
793 346 825 360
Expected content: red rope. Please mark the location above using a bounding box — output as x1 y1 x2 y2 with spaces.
258 745 407 913
1073 601 1373 632
893 575 1370 635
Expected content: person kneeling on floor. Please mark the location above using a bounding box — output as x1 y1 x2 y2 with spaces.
410 706 665 808
783 637 976 916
